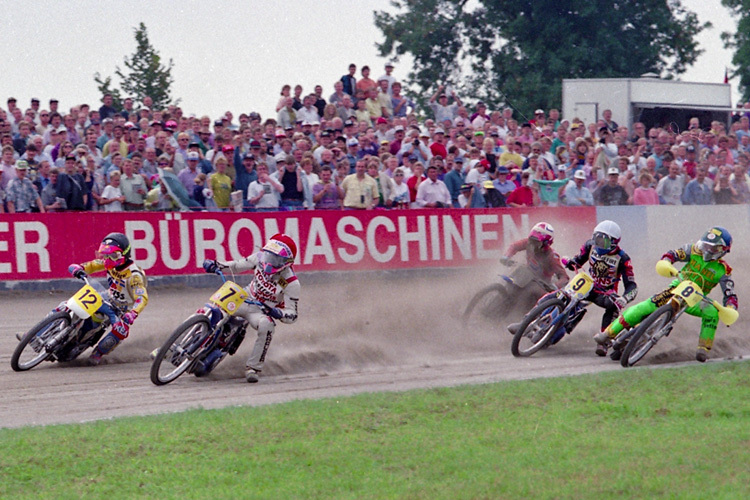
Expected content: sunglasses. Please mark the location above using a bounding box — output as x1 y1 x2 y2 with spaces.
99 251 123 261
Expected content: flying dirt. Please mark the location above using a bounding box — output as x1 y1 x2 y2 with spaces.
2 266 749 429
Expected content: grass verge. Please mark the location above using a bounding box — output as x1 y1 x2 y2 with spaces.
2 361 750 499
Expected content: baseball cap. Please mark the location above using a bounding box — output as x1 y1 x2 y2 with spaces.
376 117 387 124
408 154 418 161
686 145 696 152
385 61 394 68
607 167 620 175
347 138 359 147
250 140 262 148
574 170 586 180
14 160 29 170
535 109 544 115
344 120 354 127
558 164 567 171
394 125 404 132
455 156 464 163
188 142 200 148
497 166 509 174
460 183 471 191
435 128 445 134
243 153 255 161
214 120 224 126
56 125 67 133
221 145 235 153
187 152 199 160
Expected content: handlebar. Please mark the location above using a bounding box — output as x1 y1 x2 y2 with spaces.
215 269 270 312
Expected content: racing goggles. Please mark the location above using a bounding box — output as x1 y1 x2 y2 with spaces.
260 249 289 273
97 243 125 269
697 241 726 261
593 232 613 251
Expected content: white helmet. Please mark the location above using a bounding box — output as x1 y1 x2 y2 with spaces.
593 220 621 252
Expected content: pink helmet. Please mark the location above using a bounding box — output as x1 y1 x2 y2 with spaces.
259 233 297 275
97 232 130 271
529 222 554 250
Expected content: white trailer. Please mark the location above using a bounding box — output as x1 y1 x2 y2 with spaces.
561 77 733 131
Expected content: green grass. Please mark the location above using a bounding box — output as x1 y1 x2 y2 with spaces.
3 362 750 499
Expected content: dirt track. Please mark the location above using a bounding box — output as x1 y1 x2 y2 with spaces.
2 271 750 429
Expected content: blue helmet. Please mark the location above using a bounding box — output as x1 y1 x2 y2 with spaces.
696 227 731 261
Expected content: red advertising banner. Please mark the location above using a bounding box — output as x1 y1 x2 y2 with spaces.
0 207 595 280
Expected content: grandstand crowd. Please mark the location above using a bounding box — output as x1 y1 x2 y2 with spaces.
2 61 750 214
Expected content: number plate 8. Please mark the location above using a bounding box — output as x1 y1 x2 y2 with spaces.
671 280 703 307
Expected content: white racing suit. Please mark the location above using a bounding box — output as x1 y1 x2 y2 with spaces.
221 252 300 372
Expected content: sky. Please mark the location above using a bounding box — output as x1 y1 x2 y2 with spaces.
0 0 741 121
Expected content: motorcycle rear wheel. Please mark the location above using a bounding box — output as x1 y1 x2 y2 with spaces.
620 304 674 368
463 284 509 323
511 298 567 357
11 311 70 372
150 316 211 386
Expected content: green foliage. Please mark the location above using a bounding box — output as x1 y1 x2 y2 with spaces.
92 22 176 112
2 362 750 498
721 0 750 102
375 0 708 117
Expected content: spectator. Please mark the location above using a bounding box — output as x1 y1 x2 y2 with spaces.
457 183 473 208
41 167 64 212
506 171 537 207
415 164 451 208
341 159 378 209
730 162 750 202
391 82 414 118
428 86 462 124
5 160 44 213
98 93 117 121
406 162 426 203
272 156 304 210
632 172 660 205
390 167 410 208
656 163 685 205
443 156 464 207
713 165 739 204
178 151 201 193
99 170 125 212
340 63 357 97
682 166 713 205
209 157 233 209
119 158 147 211
594 167 629 205
367 160 395 208
355 65 377 94
312 165 343 209
564 169 594 206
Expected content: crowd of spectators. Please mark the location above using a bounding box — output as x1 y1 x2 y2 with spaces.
2 61 750 214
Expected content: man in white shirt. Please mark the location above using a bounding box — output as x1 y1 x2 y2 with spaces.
247 163 283 210
415 164 451 208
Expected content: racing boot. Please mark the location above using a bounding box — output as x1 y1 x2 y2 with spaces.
507 322 521 335
593 329 613 357
245 367 260 383
696 347 709 363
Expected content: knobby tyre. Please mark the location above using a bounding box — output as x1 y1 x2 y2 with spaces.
463 284 508 322
620 303 674 368
11 311 70 372
511 298 567 357
150 315 211 386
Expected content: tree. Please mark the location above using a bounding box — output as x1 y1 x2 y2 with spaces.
721 0 750 102
93 22 177 111
375 0 708 118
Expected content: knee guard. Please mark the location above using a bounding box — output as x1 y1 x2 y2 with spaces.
93 331 121 357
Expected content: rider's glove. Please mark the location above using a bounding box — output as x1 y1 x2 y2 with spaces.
202 259 220 274
268 308 284 320
499 256 513 266
121 310 138 325
614 296 628 310
68 264 86 280
564 259 577 271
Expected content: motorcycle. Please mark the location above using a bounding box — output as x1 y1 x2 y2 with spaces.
150 268 267 386
11 277 121 372
618 260 739 368
462 259 556 322
510 262 598 357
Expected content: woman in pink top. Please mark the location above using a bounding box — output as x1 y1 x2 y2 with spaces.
632 172 660 205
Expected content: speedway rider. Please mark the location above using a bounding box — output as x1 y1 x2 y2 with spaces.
68 232 149 365
202 233 300 383
596 227 737 362
505 222 569 335
565 220 638 356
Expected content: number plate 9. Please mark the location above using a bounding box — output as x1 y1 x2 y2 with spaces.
209 281 249 315
564 272 594 298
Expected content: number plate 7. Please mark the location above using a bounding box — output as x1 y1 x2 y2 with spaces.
209 281 249 315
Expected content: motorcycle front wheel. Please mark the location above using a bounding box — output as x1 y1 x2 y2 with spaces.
511 298 567 357
11 311 71 372
620 304 674 368
463 284 509 323
150 316 211 386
